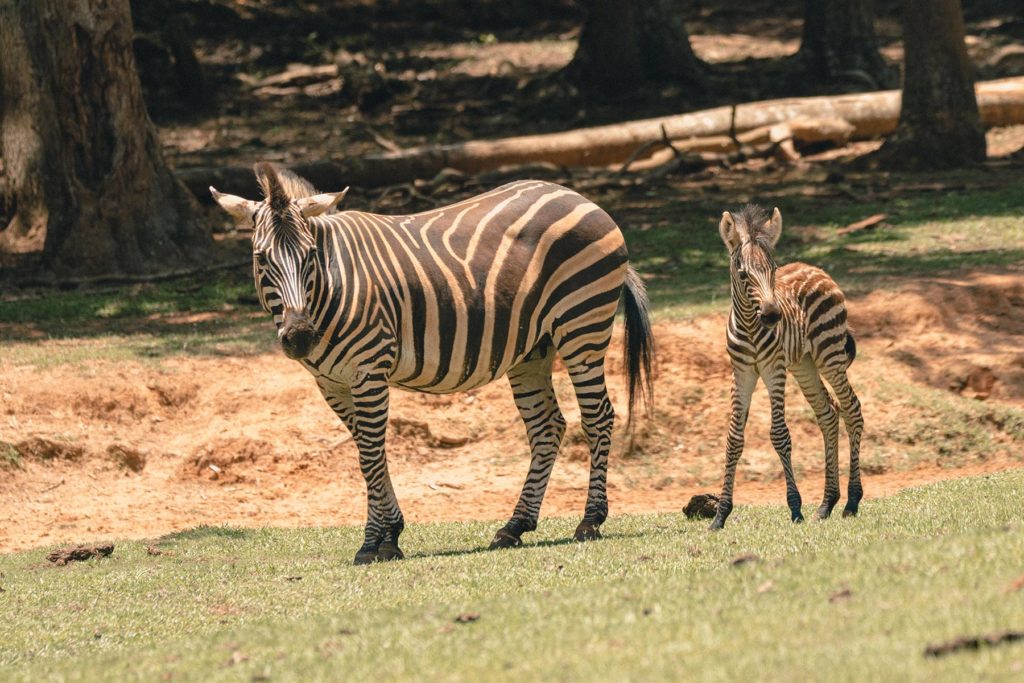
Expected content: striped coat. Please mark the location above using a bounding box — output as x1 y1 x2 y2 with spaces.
710 205 863 529
213 165 653 563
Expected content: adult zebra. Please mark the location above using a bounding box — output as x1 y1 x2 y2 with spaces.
212 163 654 564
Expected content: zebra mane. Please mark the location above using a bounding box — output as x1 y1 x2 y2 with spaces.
253 162 340 217
735 204 772 248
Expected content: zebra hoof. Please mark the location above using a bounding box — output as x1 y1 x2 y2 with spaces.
842 506 859 518
792 512 805 524
814 506 835 521
708 517 726 531
573 522 602 542
353 542 405 565
488 529 522 550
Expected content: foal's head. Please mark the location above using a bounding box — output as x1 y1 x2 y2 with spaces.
719 205 784 329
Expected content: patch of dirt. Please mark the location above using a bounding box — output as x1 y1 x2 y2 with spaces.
853 273 1024 401
1 276 1023 553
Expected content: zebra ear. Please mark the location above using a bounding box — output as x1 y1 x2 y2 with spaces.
719 211 743 251
297 187 349 218
210 187 259 223
764 207 783 247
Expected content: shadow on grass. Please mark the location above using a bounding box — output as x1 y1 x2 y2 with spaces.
408 529 651 560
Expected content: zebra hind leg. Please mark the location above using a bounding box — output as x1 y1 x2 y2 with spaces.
822 364 865 517
566 357 615 542
791 356 841 520
489 343 565 550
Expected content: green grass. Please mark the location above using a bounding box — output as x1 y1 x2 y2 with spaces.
2 471 1023 681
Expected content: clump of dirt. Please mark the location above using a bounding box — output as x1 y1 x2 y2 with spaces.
683 493 720 519
183 437 276 483
46 543 114 565
947 364 998 400
107 443 148 473
15 436 85 461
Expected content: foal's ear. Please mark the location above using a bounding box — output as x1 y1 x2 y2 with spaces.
297 188 349 218
719 211 745 252
764 207 783 247
210 187 259 224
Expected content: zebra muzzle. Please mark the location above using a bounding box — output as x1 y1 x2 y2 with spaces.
279 309 319 360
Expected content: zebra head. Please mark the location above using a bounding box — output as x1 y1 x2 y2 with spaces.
210 163 348 360
719 205 783 329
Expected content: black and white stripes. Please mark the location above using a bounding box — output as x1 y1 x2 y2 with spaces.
212 164 654 563
709 205 864 530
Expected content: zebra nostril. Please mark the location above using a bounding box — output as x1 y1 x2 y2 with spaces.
759 307 781 326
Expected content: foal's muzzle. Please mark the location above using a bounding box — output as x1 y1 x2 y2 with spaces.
279 309 319 360
759 302 781 329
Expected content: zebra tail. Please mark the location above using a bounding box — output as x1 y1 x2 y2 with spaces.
844 331 857 367
622 266 655 433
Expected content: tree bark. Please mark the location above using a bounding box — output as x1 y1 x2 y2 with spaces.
798 0 891 88
873 0 986 169
567 0 705 98
0 0 209 277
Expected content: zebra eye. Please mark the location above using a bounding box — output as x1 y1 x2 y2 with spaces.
255 252 268 267
737 268 749 280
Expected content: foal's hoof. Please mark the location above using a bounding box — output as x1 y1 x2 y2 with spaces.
842 506 859 518
488 528 522 550
792 512 806 524
353 542 405 565
573 522 603 542
708 517 726 531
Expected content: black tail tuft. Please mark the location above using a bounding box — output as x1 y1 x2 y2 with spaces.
622 266 655 433
845 332 857 366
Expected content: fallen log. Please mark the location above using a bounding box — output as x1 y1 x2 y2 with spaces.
179 77 1024 200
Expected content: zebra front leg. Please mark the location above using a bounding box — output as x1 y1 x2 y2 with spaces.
822 366 865 517
765 364 803 523
791 356 841 520
490 345 564 549
567 359 614 542
321 375 405 564
710 365 758 530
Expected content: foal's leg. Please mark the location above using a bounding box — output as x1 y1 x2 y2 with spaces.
791 355 841 519
764 362 804 523
489 343 565 549
822 365 865 517
710 364 758 530
318 374 404 565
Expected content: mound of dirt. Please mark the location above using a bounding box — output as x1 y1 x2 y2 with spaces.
852 274 1024 400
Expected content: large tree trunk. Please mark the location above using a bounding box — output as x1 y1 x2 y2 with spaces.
798 0 892 88
0 0 209 277
567 0 705 98
873 0 985 168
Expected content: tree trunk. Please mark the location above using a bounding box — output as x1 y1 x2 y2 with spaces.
798 0 892 88
873 0 985 169
0 0 209 277
567 0 705 98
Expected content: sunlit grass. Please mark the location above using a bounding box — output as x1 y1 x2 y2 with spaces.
1 471 1022 680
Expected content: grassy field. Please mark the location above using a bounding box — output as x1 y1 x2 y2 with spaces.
1 470 1023 681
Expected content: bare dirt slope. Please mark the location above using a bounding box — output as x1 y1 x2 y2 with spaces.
2 273 1022 553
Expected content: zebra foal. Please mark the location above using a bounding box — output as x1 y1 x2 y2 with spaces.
212 163 653 564
710 205 863 530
